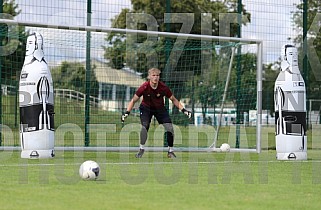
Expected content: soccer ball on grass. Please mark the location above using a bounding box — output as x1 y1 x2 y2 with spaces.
79 160 100 180
220 143 231 152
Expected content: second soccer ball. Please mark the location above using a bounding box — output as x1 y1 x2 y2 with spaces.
220 143 231 152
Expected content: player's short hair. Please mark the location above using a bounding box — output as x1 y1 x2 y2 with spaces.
148 68 161 75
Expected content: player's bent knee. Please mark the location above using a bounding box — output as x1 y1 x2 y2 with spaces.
163 123 174 134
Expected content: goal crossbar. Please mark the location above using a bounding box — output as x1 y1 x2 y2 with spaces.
0 19 262 44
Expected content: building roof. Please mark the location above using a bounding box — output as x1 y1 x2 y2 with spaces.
87 59 146 88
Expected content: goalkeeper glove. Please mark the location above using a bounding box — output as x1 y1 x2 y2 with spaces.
181 108 192 119
121 111 130 123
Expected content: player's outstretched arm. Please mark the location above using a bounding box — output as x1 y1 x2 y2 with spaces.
122 94 140 122
169 95 192 119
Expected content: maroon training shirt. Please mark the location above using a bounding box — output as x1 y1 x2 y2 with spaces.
135 81 172 109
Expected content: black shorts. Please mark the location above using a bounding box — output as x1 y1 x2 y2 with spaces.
139 104 172 125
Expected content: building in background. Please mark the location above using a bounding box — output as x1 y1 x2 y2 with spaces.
90 59 145 112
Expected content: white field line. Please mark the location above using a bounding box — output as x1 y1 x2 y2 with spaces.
1 159 320 167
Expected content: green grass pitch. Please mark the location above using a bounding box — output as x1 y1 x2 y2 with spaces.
1 150 321 210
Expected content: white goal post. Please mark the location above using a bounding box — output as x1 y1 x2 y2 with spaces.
0 19 263 153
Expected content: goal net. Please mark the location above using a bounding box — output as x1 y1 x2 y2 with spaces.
0 19 262 153
308 99 321 125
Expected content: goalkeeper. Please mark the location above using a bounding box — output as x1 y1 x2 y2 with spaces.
121 68 192 158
